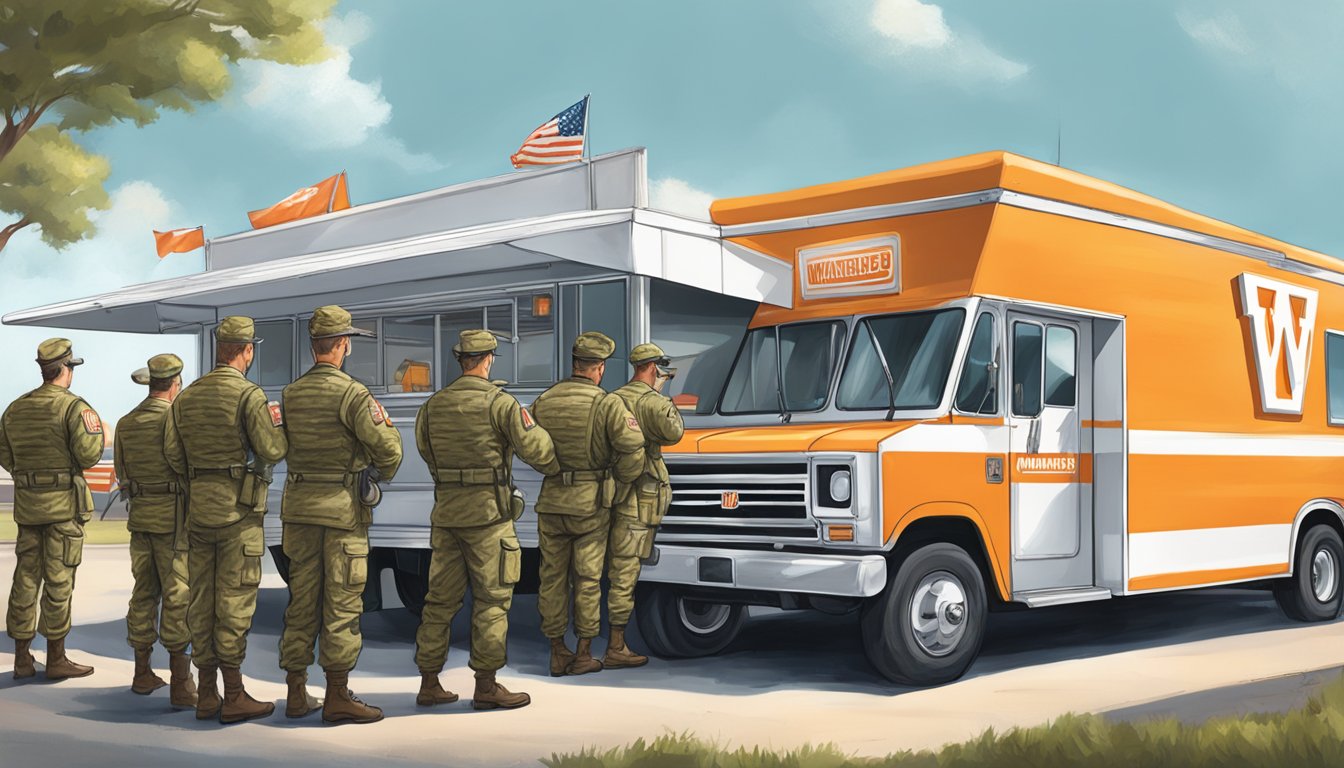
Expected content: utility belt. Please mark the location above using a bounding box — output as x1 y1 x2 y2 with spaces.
127 480 179 497
289 470 359 487
431 467 508 487
188 463 270 512
558 469 608 486
11 469 76 490
188 465 246 480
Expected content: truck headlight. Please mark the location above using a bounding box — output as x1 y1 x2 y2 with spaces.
829 469 852 504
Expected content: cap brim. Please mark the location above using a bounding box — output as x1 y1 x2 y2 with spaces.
131 368 151 385
311 327 375 340
68 357 84 367
451 344 498 355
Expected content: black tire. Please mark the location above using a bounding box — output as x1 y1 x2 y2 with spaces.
861 542 987 686
634 583 746 658
268 545 291 584
1274 524 1344 622
394 567 429 618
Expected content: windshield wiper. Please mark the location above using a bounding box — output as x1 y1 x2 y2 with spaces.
865 320 898 421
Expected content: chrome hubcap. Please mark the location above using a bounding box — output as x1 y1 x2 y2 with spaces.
678 598 732 635
1312 548 1338 603
909 570 969 657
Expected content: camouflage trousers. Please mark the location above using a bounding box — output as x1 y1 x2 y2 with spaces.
188 514 264 669
279 522 369 673
537 509 610 640
6 520 84 641
126 531 190 652
414 521 521 674
606 513 657 627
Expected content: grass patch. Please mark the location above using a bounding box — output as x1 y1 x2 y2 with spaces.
546 674 1344 768
0 505 129 545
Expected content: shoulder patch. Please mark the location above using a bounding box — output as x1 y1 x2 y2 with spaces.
267 400 284 427
80 409 103 435
369 400 391 426
627 416 641 431
520 406 536 431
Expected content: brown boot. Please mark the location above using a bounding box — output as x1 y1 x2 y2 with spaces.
285 670 322 718
548 636 576 677
131 646 167 694
169 652 197 709
566 637 603 676
321 669 383 725
471 670 530 711
415 671 459 707
219 666 274 724
602 626 649 670
195 665 222 721
44 637 94 681
13 638 35 679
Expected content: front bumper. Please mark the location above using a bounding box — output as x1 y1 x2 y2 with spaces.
640 544 888 598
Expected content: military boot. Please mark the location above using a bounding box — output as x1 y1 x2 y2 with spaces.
285 670 321 718
195 665 222 721
13 638 35 680
131 646 168 694
415 672 459 707
219 666 274 724
44 637 94 680
471 670 531 711
169 652 197 709
321 669 383 725
602 625 649 669
566 637 603 676
548 636 576 677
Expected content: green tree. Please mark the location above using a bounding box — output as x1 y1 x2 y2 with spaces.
0 0 336 254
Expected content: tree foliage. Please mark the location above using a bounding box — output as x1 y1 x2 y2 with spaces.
0 0 336 254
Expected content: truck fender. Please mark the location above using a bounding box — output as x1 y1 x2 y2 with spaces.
886 501 1010 601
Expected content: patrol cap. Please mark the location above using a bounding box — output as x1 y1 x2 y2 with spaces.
309 305 375 340
36 338 83 368
572 331 616 362
452 329 500 355
216 316 262 344
629 342 670 367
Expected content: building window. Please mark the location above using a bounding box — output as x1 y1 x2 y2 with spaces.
249 320 294 388
649 279 756 415
344 317 380 387
385 315 435 393
517 291 556 385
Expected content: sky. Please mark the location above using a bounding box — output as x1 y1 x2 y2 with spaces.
3 0 1344 422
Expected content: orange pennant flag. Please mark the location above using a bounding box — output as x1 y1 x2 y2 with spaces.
248 172 351 229
153 226 205 259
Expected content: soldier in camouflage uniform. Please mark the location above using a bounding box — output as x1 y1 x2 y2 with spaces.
1 338 102 682
164 317 288 724
605 343 685 668
414 330 560 710
116 353 197 707
531 332 645 676
278 306 402 725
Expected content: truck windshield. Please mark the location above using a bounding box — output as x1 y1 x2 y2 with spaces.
720 320 846 414
836 308 966 411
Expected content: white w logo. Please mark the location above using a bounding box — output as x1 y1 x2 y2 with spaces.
1239 273 1318 415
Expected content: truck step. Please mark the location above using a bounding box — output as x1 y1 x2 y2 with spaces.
1014 587 1112 608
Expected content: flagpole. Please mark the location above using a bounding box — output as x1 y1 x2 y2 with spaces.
584 94 596 211
203 230 212 271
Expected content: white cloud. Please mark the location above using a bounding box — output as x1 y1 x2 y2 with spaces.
851 0 1028 84
1178 10 1254 56
0 181 201 422
650 178 716 220
236 11 443 173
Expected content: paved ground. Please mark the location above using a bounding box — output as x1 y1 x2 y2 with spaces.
2 544 1343 767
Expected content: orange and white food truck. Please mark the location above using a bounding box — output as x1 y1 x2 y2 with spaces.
635 151 1344 685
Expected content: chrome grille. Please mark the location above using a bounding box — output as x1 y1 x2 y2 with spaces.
660 458 817 543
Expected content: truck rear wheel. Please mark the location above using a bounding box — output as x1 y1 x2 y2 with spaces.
1275 524 1344 622
635 583 746 658
861 542 987 686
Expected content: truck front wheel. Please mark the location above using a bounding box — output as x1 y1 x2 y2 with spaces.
635 583 746 658
861 542 987 686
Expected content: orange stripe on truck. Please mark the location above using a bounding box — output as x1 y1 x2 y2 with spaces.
1129 454 1335 533
1128 563 1288 592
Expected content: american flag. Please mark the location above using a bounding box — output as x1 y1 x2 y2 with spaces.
511 96 588 168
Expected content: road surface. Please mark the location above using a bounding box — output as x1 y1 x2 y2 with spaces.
1 544 1342 767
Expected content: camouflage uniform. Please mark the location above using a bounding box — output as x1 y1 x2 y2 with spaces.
414 330 559 709
278 305 402 725
116 353 196 704
164 316 287 723
608 344 685 650
1 338 102 681
531 332 645 675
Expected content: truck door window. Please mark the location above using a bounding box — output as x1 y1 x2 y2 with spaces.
955 313 998 414
1011 321 1044 417
385 315 435 393
1044 325 1077 407
1328 331 1344 425
837 309 965 411
720 321 844 414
